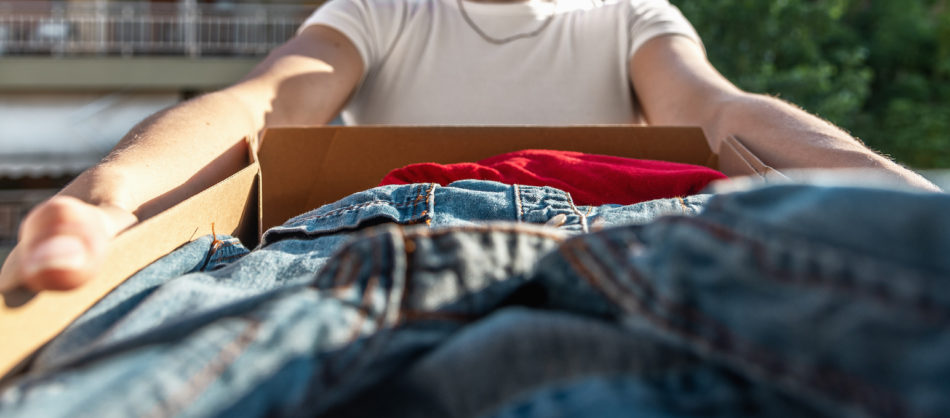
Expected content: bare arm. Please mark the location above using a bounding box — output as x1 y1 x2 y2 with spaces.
0 25 364 291
69 25 363 218
630 35 940 191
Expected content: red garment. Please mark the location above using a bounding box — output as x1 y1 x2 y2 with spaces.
378 149 727 205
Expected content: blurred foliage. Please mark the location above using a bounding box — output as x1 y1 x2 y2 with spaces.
676 0 950 168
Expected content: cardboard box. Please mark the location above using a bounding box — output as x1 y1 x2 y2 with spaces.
0 126 777 381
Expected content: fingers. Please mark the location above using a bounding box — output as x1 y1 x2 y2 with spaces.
0 197 136 292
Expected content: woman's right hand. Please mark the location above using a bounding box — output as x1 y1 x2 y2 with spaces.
0 196 137 293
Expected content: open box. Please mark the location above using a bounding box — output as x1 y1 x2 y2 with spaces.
0 125 779 380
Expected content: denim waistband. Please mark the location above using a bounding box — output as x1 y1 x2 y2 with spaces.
261 180 709 246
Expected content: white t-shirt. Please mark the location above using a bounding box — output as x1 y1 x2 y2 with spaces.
300 0 702 125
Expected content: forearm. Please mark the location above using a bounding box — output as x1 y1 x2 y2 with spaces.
59 89 263 220
55 26 363 220
631 36 939 191
706 93 941 191
0 25 362 293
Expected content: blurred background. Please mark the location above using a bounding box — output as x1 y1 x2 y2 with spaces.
678 0 950 170
0 0 948 260
0 0 318 260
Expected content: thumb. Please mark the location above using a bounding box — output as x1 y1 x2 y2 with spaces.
0 197 136 292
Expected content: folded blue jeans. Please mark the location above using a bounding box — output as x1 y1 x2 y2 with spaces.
1 180 948 418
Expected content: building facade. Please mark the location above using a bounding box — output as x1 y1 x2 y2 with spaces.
0 0 321 256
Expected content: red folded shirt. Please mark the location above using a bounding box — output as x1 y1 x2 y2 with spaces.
378 149 727 205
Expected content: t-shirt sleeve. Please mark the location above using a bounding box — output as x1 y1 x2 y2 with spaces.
627 0 704 60
297 0 388 78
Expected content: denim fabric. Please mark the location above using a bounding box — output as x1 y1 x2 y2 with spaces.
1 180 948 418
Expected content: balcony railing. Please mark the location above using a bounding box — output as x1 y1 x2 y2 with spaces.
0 1 318 57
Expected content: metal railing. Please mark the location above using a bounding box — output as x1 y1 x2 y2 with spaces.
0 1 318 57
0 189 56 257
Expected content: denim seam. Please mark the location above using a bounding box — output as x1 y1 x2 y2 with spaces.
201 236 239 271
326 249 360 292
407 185 419 220
286 200 413 224
675 216 949 322
514 184 525 222
266 189 434 247
558 234 909 418
341 280 391 385
676 196 689 213
425 183 435 225
204 241 248 269
342 252 382 345
415 183 435 221
393 231 471 323
605 231 909 417
147 318 263 418
200 247 219 272
563 239 903 417
288 184 434 227
321 275 379 388
563 190 589 233
316 232 399 390
397 229 415 326
321 237 402 392
287 201 389 223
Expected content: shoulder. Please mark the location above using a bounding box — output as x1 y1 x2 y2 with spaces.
301 0 439 69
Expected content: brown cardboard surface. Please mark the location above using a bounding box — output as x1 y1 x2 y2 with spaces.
259 126 743 231
0 162 259 382
721 135 784 179
0 125 769 381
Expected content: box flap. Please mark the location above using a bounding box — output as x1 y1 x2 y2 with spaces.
259 126 721 231
720 135 787 180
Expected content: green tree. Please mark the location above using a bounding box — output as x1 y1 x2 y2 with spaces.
675 0 950 168
851 0 950 167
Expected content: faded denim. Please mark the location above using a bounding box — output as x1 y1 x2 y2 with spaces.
1 180 948 418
